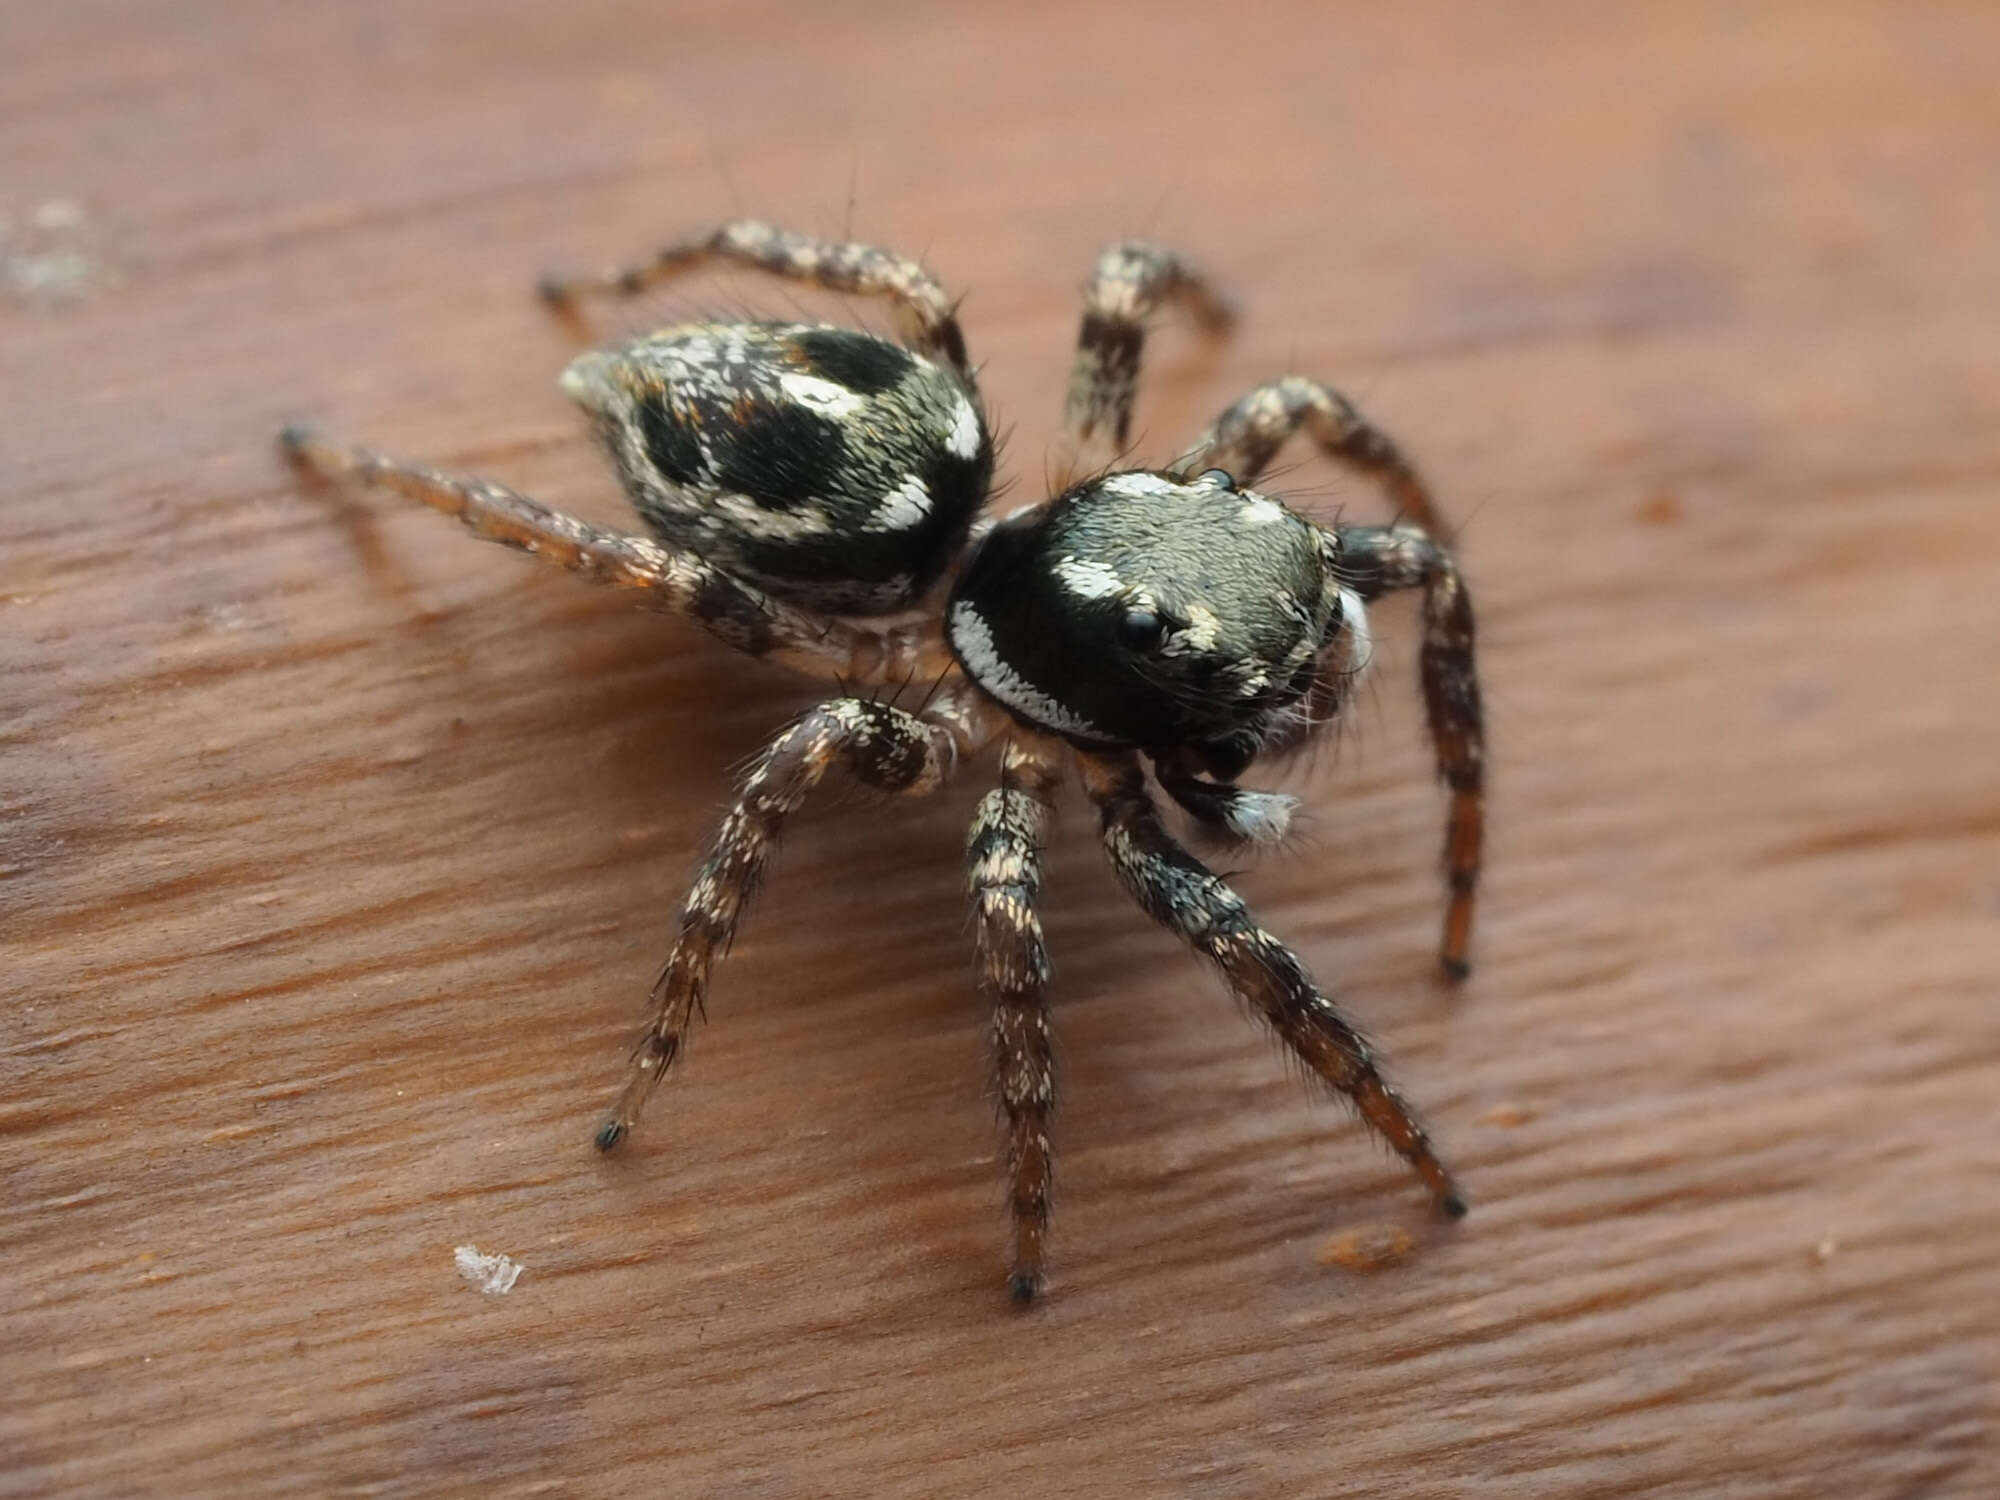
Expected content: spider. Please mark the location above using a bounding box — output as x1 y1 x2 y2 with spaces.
280 220 1486 1304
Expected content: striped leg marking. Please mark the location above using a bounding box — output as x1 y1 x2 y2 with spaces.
538 218 971 374
1177 377 1448 535
598 699 960 1149
1081 754 1466 1216
1063 242 1235 471
1337 524 1486 978
280 428 941 685
968 741 1063 1303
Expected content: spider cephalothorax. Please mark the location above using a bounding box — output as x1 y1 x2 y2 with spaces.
949 466 1358 785
282 219 1487 1304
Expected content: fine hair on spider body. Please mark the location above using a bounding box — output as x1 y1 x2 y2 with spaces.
281 218 1487 1306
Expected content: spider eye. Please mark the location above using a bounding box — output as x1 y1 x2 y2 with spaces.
1196 468 1235 490
1117 607 1169 652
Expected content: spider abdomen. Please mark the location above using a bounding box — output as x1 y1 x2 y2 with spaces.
562 323 995 615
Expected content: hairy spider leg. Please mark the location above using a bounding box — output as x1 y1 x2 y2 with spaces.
537 218 972 375
1080 753 1467 1217
1062 242 1236 475
1335 524 1486 979
597 695 997 1149
1175 380 1484 975
280 428 947 687
1176 376 1448 536
967 740 1063 1302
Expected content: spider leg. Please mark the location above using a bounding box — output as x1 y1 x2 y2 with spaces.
537 219 971 374
967 740 1063 1303
1079 752 1466 1217
598 693 996 1149
1176 377 1446 534
1063 242 1235 474
280 427 946 686
1336 524 1485 978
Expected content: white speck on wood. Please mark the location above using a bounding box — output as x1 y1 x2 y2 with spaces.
454 1245 523 1294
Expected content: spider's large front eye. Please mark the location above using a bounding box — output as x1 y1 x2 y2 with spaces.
1117 607 1169 652
1196 468 1235 491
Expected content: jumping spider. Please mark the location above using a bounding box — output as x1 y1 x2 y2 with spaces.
281 220 1485 1304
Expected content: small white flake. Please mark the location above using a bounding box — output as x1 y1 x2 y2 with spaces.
3 198 114 307
454 1245 524 1295
32 200 84 231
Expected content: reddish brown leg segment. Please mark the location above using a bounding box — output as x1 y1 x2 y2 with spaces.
1175 381 1484 975
1080 754 1466 1216
1337 523 1486 978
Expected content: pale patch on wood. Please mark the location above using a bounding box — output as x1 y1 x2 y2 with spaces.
453 1246 524 1295
1316 1225 1417 1271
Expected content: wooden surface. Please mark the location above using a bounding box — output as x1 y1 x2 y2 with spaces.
6 4 1998 1496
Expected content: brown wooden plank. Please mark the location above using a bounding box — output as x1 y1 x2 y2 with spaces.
5 3 1996 1495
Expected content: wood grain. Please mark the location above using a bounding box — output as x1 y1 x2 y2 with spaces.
5 3 1997 1496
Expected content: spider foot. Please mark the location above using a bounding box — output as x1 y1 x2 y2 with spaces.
535 270 606 341
277 423 347 479
1440 889 1475 981
594 1033 676 1150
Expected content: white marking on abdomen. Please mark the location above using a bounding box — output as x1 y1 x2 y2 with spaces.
779 372 866 416
711 492 837 540
864 474 932 532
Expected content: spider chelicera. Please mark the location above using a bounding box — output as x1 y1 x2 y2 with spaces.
281 220 1486 1304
